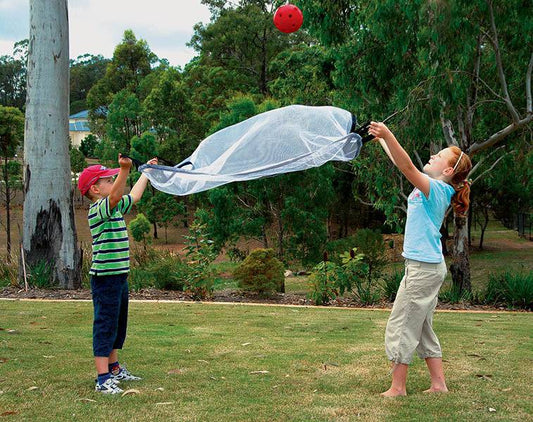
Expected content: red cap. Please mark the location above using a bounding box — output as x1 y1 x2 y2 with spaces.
78 165 120 195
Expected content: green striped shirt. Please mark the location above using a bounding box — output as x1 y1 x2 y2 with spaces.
88 195 133 276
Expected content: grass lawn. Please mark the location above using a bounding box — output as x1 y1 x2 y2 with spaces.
0 300 531 421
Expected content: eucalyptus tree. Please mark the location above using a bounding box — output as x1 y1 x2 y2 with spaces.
23 0 82 288
304 0 533 293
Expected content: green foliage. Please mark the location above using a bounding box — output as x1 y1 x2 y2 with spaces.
139 192 186 243
79 134 99 158
183 210 218 300
307 260 343 305
439 284 474 304
382 269 404 302
0 255 18 287
130 250 189 292
233 248 285 296
353 229 388 287
105 89 143 153
28 260 53 288
69 54 108 114
340 247 379 305
0 105 24 154
484 270 533 310
69 147 87 174
129 213 152 247
325 236 357 265
0 48 27 109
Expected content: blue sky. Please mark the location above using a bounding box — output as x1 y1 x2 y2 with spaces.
0 0 211 67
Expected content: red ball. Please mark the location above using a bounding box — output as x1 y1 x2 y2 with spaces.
273 4 303 33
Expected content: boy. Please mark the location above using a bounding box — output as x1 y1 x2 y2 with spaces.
78 154 157 394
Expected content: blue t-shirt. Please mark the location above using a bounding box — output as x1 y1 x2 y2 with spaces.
402 177 455 263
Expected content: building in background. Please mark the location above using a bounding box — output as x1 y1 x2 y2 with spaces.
69 110 92 147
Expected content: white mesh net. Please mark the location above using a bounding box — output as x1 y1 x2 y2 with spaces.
139 105 362 196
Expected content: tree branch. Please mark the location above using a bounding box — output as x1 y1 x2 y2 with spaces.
440 109 458 146
486 0 521 123
468 114 533 155
527 52 533 113
471 152 508 186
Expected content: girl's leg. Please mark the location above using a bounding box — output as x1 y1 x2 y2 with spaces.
424 357 448 393
381 363 408 397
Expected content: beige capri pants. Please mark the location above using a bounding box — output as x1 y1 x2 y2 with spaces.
385 259 447 365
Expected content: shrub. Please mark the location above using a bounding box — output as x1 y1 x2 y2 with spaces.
340 248 380 305
439 284 473 304
307 261 343 306
233 248 285 296
484 270 533 310
130 213 152 248
324 236 357 265
129 250 189 292
28 260 53 288
0 256 18 287
353 228 388 285
183 211 218 300
382 269 404 302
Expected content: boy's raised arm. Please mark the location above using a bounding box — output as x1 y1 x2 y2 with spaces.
109 154 132 210
129 158 158 204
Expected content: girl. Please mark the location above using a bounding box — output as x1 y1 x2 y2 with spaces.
368 121 472 397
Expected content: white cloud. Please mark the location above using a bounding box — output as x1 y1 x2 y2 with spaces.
0 0 211 67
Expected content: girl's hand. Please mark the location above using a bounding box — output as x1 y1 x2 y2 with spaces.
368 121 393 141
147 157 158 165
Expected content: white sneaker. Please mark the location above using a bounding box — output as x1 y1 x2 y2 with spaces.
111 366 142 382
95 378 123 394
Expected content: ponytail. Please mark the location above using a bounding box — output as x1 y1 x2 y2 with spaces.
448 146 472 216
451 180 471 215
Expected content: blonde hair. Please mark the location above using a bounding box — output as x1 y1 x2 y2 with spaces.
448 146 472 215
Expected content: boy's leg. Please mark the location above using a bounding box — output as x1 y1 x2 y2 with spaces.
95 356 109 374
91 275 124 378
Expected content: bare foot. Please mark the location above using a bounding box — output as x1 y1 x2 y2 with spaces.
423 387 449 393
380 388 407 397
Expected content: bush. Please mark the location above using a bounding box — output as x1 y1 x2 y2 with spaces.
130 250 189 291
339 248 380 305
0 256 18 287
439 284 473 304
353 229 387 284
183 212 218 300
130 213 152 248
382 269 404 302
484 270 533 310
324 236 357 265
233 248 285 296
307 261 342 305
28 260 53 288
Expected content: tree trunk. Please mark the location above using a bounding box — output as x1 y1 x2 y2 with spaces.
4 155 11 259
450 214 471 294
22 0 82 288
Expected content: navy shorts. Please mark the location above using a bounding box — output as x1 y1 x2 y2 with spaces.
91 273 129 357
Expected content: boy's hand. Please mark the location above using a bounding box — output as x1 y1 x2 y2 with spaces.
118 153 133 169
368 121 394 141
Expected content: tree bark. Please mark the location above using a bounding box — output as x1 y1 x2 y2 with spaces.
450 214 471 294
22 0 82 288
3 155 11 259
